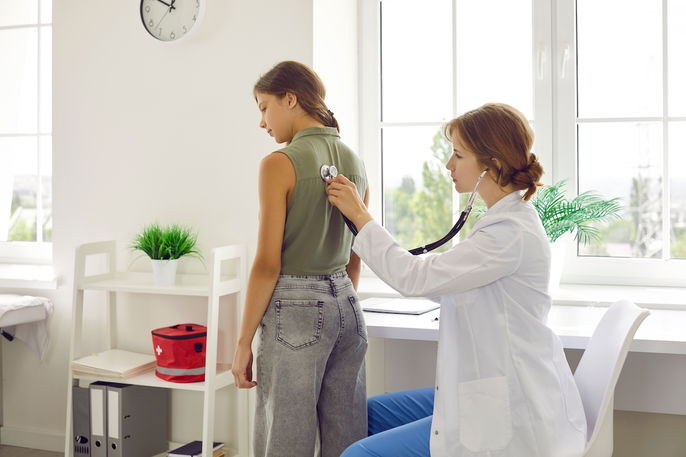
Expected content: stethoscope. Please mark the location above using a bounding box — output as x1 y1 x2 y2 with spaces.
322 164 489 255
408 169 488 255
321 164 360 235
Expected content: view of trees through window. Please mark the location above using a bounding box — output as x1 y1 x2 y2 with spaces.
378 0 685 262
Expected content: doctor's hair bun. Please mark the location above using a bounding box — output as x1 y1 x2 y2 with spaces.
509 153 544 200
444 103 544 201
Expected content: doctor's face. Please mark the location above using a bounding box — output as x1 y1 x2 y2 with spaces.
446 131 486 194
256 92 295 144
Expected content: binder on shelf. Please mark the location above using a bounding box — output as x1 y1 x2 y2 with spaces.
167 440 224 457
105 382 169 457
72 384 91 457
89 382 108 457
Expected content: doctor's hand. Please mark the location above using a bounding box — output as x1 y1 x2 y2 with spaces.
231 342 257 389
326 174 373 231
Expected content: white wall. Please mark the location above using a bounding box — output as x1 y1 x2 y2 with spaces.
0 0 359 452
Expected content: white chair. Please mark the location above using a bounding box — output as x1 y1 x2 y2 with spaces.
574 300 650 457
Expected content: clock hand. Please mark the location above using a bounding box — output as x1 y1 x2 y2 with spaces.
156 0 176 11
154 8 170 29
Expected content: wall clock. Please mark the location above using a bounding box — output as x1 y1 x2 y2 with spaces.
140 0 203 42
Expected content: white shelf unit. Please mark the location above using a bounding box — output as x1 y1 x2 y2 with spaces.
64 241 249 457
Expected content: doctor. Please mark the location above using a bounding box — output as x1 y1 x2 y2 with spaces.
327 103 587 457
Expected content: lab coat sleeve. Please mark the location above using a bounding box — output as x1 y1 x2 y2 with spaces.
353 219 523 298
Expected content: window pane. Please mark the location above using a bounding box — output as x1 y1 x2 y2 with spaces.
381 0 452 122
577 0 662 118
0 0 38 27
456 0 533 118
0 28 38 134
578 122 663 258
39 135 52 242
40 0 52 24
382 125 454 250
0 137 38 242
40 27 52 133
670 122 686 259
668 0 686 117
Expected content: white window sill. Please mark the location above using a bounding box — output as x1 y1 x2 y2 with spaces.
358 276 686 310
0 263 58 290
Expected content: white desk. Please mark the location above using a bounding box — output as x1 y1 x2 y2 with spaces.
360 292 686 415
363 303 686 355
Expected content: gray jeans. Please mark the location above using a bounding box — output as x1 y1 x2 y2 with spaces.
254 271 368 457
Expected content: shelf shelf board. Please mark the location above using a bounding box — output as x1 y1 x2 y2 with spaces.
73 364 234 391
78 272 240 297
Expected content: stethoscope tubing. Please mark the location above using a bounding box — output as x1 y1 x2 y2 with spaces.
324 164 486 254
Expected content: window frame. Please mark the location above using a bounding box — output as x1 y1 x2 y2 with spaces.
0 1 52 264
358 0 686 286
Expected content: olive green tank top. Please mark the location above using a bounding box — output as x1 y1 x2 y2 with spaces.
277 126 368 275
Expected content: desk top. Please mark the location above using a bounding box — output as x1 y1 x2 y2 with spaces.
363 301 686 355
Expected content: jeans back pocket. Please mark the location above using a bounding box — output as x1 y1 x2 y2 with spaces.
275 299 324 350
348 295 368 341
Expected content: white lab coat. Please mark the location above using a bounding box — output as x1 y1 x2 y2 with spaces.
353 191 587 457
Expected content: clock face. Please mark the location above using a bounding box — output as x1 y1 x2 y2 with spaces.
140 0 202 42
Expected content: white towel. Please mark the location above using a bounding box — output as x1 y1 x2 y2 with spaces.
0 294 53 360
0 294 49 320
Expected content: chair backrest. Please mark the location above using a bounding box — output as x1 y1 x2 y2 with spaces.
574 300 650 451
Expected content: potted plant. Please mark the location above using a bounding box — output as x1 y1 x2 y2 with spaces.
131 223 202 286
531 180 622 290
469 180 621 290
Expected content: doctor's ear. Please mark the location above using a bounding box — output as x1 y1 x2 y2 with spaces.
489 158 503 175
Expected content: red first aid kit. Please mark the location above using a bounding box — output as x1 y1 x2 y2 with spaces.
151 323 207 383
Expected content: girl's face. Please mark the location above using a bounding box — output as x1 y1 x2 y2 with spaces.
445 130 487 193
255 92 295 144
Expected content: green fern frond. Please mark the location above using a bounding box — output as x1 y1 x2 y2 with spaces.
531 181 622 243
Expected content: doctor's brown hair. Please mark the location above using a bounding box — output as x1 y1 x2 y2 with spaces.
254 61 339 132
445 103 543 200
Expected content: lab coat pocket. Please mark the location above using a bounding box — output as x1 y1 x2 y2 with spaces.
458 376 513 452
275 299 324 350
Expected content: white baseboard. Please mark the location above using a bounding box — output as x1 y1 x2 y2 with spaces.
0 425 64 452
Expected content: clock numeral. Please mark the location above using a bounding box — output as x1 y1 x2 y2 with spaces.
182 25 188 34
144 5 150 12
148 19 154 27
170 31 176 40
193 15 197 21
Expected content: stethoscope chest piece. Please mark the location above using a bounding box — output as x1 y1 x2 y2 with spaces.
320 164 338 181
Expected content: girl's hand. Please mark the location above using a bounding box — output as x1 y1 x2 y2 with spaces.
231 342 257 389
326 174 373 231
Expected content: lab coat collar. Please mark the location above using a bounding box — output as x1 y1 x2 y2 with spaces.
466 191 526 237
486 190 525 214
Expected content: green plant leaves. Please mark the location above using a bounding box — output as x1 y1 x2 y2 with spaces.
532 181 622 243
131 223 201 260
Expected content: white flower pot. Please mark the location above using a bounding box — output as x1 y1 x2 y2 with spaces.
151 259 179 287
549 233 572 294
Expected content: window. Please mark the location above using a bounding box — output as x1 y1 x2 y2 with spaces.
0 0 52 262
362 0 533 251
360 0 685 285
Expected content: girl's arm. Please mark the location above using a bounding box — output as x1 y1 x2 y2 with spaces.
345 188 369 290
232 152 293 388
